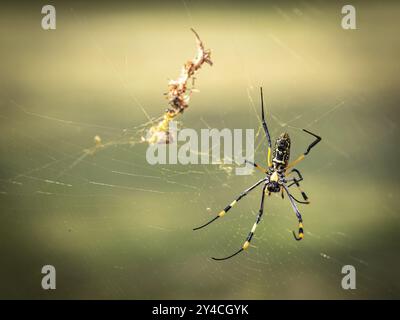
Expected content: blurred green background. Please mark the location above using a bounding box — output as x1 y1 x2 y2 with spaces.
0 0 399 299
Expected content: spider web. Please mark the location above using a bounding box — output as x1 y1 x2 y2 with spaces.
0 1 399 299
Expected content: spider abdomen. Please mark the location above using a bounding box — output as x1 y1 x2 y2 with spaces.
272 132 291 168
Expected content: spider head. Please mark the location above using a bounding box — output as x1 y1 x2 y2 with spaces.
267 181 280 193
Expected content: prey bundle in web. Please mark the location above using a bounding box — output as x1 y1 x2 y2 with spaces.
143 28 212 144
84 29 212 156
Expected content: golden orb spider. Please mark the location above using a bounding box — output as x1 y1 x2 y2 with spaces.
193 87 321 260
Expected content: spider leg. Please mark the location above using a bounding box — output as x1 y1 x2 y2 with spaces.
193 178 267 231
212 184 268 261
245 160 267 173
282 184 304 241
211 248 244 261
286 129 321 170
286 168 303 186
288 192 309 205
286 169 310 203
260 87 273 167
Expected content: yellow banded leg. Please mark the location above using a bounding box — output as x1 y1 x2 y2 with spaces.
285 169 309 203
282 184 305 241
244 160 267 173
193 179 266 231
219 200 237 217
286 154 305 171
242 222 257 250
290 180 309 203
267 147 272 167
296 185 309 202
298 221 304 239
260 87 273 168
286 129 322 170
242 184 267 251
211 184 268 261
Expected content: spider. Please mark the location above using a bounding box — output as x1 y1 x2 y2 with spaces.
193 87 321 260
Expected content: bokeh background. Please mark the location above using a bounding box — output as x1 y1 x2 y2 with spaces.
0 0 399 299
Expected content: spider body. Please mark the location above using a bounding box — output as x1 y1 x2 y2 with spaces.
266 132 291 193
272 132 291 167
194 87 321 260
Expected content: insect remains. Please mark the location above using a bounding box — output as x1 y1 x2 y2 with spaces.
144 28 212 144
